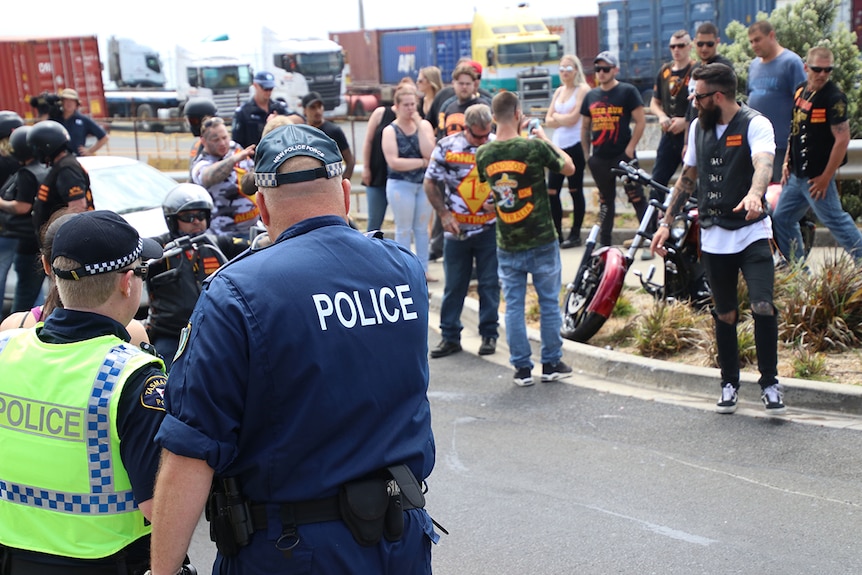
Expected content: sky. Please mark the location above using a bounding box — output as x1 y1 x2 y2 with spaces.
3 0 599 56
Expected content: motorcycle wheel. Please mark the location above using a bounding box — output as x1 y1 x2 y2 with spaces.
560 257 609 343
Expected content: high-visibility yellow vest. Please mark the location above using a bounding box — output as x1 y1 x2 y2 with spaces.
0 328 163 559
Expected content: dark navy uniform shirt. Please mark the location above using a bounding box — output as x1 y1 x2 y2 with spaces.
157 216 435 503
231 98 291 148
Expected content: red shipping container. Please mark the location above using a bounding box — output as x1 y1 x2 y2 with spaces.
330 30 383 87
576 15 600 79
0 35 107 120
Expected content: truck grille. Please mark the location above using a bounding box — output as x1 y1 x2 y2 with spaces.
308 79 341 111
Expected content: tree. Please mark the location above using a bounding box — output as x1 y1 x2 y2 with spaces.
721 0 862 136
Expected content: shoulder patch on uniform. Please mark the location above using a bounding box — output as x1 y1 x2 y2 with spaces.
141 375 167 411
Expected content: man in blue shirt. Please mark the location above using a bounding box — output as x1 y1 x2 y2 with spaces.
58 88 109 156
150 124 438 575
746 21 806 183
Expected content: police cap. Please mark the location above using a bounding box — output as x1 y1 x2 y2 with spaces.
254 124 344 188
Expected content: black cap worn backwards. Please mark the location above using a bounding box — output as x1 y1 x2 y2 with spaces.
51 211 163 280
254 124 345 188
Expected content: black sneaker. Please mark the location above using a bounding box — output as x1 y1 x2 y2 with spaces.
541 361 573 382
478 336 496 356
560 237 581 249
761 383 787 415
430 339 462 359
716 382 739 414
513 366 534 387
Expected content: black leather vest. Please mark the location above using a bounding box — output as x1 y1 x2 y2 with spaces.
789 81 848 178
695 105 766 230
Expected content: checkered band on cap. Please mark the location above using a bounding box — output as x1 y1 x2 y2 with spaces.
81 238 143 276
53 238 144 281
254 161 344 187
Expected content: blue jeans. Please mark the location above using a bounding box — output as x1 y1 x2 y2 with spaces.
365 185 388 232
497 241 563 369
0 237 16 304
386 178 432 271
774 174 862 262
440 226 499 342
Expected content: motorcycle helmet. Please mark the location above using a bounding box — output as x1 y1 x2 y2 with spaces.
163 183 214 234
26 121 71 162
184 98 218 137
0 111 24 140
9 125 35 161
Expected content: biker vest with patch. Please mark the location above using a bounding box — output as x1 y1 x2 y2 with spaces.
0 162 49 238
695 105 766 230
788 81 848 179
33 153 93 234
0 330 155 559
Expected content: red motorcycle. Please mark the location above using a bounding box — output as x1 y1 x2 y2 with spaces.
560 161 710 343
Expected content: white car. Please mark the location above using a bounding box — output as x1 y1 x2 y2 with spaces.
2 156 177 312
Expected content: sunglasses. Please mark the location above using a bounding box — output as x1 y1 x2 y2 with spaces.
466 126 492 142
595 66 614 73
694 90 720 101
176 210 209 223
669 43 689 49
117 264 149 280
696 41 716 48
202 117 224 130
560 65 576 72
809 65 834 73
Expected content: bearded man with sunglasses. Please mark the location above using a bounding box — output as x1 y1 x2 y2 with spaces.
651 63 786 416
145 183 250 369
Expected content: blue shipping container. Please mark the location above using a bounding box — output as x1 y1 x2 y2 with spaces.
434 28 472 83
379 30 436 85
598 0 775 93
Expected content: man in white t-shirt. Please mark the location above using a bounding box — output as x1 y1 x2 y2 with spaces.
651 63 785 417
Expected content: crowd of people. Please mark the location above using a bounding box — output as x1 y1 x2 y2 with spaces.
0 17 861 574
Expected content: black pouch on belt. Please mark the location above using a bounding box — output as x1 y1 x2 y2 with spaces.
338 479 389 546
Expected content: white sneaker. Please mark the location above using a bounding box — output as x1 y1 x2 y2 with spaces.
761 383 787 415
715 383 738 414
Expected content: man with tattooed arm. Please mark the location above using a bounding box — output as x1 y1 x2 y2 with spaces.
651 63 786 416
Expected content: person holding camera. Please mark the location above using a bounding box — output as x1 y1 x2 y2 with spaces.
58 88 109 156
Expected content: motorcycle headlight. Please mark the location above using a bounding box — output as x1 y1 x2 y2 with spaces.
669 218 689 242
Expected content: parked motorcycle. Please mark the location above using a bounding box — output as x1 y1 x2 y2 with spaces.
560 161 710 343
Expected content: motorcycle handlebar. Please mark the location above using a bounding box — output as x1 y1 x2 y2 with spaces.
611 160 672 196
146 233 229 266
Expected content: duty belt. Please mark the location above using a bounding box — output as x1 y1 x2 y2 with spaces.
249 491 419 531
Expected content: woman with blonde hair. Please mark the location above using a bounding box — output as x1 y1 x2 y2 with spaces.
382 86 436 280
417 66 443 120
545 54 590 248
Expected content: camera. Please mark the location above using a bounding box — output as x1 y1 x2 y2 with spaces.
29 92 63 121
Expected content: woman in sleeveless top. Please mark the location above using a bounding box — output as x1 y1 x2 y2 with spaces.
545 54 591 248
381 86 436 279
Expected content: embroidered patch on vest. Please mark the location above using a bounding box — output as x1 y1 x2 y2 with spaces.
726 134 742 147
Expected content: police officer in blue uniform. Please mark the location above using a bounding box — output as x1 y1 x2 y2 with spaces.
150 124 438 575
0 211 167 573
231 71 291 148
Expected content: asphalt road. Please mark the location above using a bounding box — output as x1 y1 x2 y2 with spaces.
184 321 862 574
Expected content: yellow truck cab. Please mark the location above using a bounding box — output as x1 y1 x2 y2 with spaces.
471 4 562 113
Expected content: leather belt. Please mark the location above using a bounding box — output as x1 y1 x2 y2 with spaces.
249 494 418 532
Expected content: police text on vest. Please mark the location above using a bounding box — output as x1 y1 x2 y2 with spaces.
312 285 418 330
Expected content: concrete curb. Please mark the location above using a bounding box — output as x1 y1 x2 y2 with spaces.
430 289 862 418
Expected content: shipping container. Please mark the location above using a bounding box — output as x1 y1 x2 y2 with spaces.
379 30 436 85
598 0 778 94
0 36 107 120
545 17 577 57
855 0 862 50
430 25 472 83
576 15 601 77
331 29 383 86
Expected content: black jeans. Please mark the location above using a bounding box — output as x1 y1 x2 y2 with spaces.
587 152 647 246
702 239 778 388
548 144 587 240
